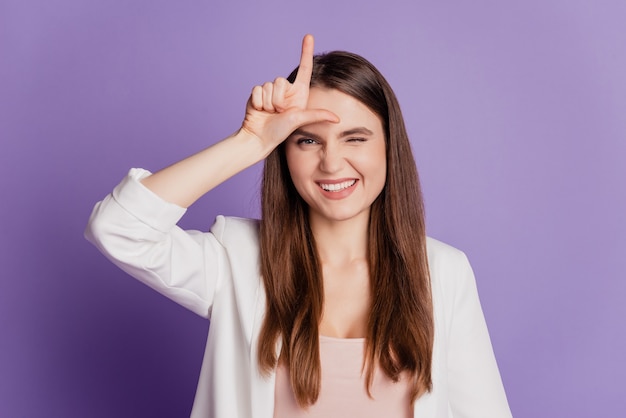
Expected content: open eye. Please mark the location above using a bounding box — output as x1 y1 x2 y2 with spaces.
296 138 318 145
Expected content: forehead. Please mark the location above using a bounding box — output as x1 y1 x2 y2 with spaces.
305 87 384 134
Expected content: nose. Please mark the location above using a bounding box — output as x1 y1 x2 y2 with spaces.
319 144 343 173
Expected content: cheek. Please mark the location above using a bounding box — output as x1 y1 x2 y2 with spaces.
357 148 387 182
285 144 299 172
372 163 388 192
367 160 388 198
285 149 302 182
286 146 317 178
372 144 388 185
285 150 312 197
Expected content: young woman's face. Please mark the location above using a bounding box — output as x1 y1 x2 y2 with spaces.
285 87 387 226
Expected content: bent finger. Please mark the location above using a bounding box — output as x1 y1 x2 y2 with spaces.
250 85 263 110
262 82 276 112
272 77 288 112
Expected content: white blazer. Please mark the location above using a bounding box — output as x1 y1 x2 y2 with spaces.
85 169 512 418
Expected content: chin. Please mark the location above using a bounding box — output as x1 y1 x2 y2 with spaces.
312 208 369 224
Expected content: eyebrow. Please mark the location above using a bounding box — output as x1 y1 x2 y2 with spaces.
291 127 374 139
339 127 374 137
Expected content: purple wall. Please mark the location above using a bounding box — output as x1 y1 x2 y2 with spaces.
2 1 624 416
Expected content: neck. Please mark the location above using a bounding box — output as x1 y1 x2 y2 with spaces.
309 212 370 266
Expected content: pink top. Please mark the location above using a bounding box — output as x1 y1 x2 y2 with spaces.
273 336 413 418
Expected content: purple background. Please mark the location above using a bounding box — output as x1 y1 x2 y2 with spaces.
1 1 624 417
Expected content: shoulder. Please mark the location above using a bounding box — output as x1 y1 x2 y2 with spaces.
426 236 470 270
426 236 475 297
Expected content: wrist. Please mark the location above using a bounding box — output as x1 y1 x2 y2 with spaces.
232 127 277 160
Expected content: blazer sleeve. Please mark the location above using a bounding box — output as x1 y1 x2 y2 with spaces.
446 252 512 418
84 168 228 319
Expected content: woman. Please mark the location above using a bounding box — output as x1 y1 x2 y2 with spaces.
85 35 512 417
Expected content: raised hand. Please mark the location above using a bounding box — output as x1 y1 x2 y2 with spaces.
241 34 339 156
140 35 339 208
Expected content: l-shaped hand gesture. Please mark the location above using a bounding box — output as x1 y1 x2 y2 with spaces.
241 34 339 156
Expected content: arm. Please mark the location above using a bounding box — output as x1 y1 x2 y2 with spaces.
140 34 338 208
447 253 512 418
85 35 338 315
85 168 218 317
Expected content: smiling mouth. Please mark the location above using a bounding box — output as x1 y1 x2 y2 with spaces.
318 180 357 192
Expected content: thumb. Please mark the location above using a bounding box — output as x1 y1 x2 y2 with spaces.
288 108 340 129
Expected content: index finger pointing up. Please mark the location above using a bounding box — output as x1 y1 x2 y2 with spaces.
293 34 314 88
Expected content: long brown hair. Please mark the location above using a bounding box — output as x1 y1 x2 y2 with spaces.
258 51 433 407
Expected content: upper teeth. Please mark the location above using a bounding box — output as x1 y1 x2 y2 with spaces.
320 180 356 192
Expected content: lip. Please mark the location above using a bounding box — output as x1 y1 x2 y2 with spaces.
316 178 358 200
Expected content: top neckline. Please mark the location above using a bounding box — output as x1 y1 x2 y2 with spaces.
319 334 366 343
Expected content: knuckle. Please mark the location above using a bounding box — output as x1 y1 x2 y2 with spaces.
250 87 261 105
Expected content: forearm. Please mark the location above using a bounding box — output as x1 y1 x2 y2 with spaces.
141 35 336 208
141 128 267 208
